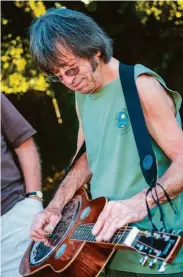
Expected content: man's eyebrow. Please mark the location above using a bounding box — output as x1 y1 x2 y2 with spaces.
53 61 77 75
58 60 76 67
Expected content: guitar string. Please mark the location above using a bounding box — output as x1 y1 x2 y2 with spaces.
71 235 164 257
71 232 166 257
73 228 160 244
71 224 174 256
74 223 171 236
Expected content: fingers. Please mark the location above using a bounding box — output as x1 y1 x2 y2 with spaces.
30 218 46 241
92 201 132 243
92 203 113 237
101 218 127 242
44 224 55 234
30 230 45 240
96 218 118 242
43 212 61 241
44 212 61 232
30 209 61 244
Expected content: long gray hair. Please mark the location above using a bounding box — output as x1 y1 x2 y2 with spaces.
29 8 113 75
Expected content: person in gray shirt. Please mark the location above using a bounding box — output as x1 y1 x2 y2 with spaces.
1 93 43 277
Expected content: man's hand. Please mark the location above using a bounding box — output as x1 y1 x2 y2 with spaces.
30 207 62 245
92 193 148 242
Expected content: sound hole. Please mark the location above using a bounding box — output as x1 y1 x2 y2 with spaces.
29 195 81 266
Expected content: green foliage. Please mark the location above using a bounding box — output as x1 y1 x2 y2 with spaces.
1 35 53 95
135 1 183 25
1 1 54 96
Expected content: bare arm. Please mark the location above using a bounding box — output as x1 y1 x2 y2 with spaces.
15 137 42 193
136 75 183 207
30 100 92 242
48 99 91 211
47 152 92 211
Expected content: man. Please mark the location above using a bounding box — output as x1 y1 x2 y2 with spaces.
1 93 43 277
29 8 183 276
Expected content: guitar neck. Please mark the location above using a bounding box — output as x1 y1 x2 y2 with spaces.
70 223 183 265
71 223 138 247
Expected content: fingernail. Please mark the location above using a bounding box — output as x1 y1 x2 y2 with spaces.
96 236 102 242
92 227 97 235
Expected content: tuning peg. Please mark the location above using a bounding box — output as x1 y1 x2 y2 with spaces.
139 255 148 267
170 229 183 236
144 231 152 237
153 232 161 239
160 228 166 233
148 258 158 269
176 230 183 236
136 243 144 251
157 261 167 273
162 234 170 241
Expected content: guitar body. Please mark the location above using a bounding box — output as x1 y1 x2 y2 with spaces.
27 244 114 277
20 188 115 277
20 187 183 277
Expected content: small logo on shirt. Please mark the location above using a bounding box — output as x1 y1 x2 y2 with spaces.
115 110 130 135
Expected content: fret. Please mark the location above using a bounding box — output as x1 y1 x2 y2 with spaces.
108 227 129 245
84 224 92 241
118 226 129 245
72 224 96 242
81 224 87 240
109 230 120 244
86 224 96 242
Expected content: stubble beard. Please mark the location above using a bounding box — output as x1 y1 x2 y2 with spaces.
89 58 103 94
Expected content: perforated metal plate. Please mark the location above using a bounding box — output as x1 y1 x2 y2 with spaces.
29 195 81 266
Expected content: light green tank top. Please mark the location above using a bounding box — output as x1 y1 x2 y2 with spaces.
75 64 183 274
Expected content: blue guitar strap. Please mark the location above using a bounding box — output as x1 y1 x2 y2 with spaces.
119 63 157 187
119 63 176 231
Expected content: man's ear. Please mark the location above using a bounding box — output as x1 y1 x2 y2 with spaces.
95 51 101 58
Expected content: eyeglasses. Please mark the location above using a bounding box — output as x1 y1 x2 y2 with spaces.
47 65 80 83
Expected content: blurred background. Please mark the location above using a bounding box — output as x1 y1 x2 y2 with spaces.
1 0 183 205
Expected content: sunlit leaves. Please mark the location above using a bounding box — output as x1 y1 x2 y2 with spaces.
1 0 64 126
15 0 46 18
2 18 8 25
1 1 51 96
1 35 51 94
135 1 183 25
81 0 92 5
54 2 62 9
28 0 46 17
15 0 24 8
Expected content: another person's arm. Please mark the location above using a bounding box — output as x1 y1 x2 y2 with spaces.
1 93 42 201
15 138 42 197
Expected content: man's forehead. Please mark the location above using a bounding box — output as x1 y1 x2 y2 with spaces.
55 43 77 66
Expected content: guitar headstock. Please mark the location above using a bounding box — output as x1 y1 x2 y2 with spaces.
124 228 183 273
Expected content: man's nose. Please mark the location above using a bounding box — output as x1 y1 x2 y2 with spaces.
62 74 75 86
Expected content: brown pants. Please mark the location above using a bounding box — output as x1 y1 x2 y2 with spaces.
103 270 183 277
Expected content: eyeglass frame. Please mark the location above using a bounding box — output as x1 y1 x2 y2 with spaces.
47 60 80 83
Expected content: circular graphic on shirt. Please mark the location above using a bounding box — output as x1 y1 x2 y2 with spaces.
115 110 130 135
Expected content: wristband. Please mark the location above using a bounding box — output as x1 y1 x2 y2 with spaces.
26 191 43 200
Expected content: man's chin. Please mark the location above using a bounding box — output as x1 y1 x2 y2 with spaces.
77 88 94 94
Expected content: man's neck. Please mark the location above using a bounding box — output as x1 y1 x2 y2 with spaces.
101 57 120 88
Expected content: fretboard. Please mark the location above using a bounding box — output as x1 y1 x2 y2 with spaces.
71 223 133 245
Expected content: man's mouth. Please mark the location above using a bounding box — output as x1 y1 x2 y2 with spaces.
72 80 82 89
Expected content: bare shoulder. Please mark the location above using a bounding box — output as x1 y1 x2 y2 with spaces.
136 74 183 160
136 74 176 115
